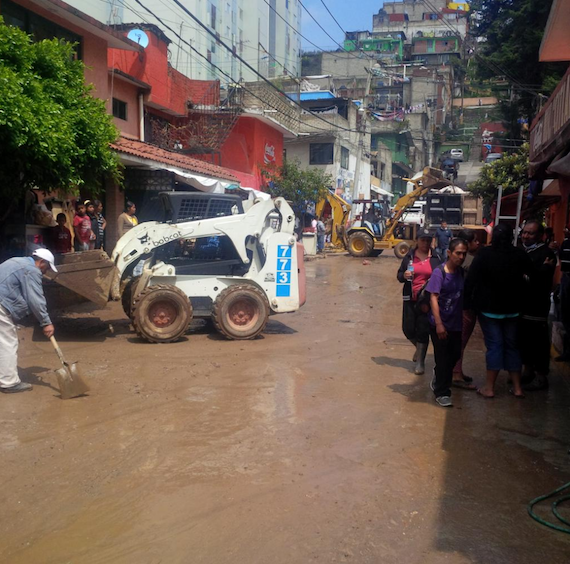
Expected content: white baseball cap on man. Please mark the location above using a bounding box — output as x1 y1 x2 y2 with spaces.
32 248 58 273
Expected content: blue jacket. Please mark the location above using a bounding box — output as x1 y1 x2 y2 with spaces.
0 257 52 326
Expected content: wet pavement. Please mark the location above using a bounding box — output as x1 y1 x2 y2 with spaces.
1 253 570 563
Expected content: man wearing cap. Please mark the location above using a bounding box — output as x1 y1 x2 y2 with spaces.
0 249 57 393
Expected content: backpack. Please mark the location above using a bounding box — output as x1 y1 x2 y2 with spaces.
415 264 464 314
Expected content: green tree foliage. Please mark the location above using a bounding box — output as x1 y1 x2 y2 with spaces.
469 143 529 204
471 0 566 129
262 159 333 214
0 19 121 207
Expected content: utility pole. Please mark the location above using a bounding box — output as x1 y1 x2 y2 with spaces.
352 57 373 202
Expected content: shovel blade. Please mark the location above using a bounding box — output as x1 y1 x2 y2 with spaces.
56 362 90 400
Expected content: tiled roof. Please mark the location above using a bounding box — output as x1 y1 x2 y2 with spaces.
111 136 239 182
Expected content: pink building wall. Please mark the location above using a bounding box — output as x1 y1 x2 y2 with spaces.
108 76 140 137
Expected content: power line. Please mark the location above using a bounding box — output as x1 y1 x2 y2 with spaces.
298 0 364 59
130 0 365 136
319 0 348 36
162 0 362 133
419 0 542 99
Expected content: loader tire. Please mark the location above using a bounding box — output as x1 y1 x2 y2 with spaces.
394 241 411 259
347 232 373 258
121 277 140 320
212 284 269 340
132 284 193 343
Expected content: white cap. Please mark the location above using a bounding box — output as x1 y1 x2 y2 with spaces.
32 248 58 273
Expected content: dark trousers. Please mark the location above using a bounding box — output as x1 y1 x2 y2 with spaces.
402 300 430 344
560 272 570 353
519 317 551 375
430 328 462 398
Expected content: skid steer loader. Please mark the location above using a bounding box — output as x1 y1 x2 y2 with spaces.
111 192 306 344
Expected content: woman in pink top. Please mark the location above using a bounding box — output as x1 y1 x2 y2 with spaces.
396 229 443 374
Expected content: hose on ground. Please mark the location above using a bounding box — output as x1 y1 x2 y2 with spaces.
528 482 570 534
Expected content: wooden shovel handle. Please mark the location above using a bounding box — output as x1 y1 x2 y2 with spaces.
50 336 67 365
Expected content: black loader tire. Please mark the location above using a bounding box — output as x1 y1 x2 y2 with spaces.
121 277 140 320
394 241 411 259
347 232 374 257
212 284 270 340
132 284 193 343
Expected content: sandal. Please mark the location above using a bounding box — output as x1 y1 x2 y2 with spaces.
452 379 476 390
508 388 525 399
453 372 473 384
477 388 494 399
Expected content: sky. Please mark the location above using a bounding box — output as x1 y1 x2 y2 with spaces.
300 0 385 52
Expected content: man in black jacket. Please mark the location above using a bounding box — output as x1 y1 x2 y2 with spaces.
519 220 556 391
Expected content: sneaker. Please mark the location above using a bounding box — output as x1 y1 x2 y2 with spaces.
1 382 33 394
435 395 453 407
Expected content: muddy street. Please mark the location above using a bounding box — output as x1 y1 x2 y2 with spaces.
1 254 570 563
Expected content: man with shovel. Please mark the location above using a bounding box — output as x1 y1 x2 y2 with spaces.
0 248 56 393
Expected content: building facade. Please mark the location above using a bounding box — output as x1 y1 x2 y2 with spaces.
284 93 371 202
69 0 302 83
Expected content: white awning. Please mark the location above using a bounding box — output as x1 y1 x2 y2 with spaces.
371 184 393 197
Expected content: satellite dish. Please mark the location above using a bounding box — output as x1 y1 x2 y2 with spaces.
127 29 149 48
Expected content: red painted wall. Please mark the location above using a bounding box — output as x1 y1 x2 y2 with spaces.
109 29 219 115
221 117 284 190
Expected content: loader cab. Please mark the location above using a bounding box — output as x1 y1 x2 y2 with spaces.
137 192 244 223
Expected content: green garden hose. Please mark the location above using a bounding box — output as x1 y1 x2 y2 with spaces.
528 482 570 534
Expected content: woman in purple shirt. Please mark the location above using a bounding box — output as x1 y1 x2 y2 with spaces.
427 238 468 408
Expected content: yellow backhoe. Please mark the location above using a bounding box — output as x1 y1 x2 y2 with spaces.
344 166 450 259
315 190 352 249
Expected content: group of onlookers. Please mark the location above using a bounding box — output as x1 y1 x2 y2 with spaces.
398 220 557 408
48 200 139 255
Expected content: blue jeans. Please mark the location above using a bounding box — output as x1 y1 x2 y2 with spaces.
478 314 522 372
317 234 325 252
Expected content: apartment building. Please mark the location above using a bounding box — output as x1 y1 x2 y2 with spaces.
70 0 301 82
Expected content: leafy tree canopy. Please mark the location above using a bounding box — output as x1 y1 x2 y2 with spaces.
470 0 566 127
262 159 333 214
468 143 529 204
0 19 121 204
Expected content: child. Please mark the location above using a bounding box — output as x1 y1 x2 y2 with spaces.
50 213 72 254
73 202 93 252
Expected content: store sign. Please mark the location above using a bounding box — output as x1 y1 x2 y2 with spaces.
530 68 570 160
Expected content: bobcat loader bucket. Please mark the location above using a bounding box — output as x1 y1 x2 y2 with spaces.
43 250 117 309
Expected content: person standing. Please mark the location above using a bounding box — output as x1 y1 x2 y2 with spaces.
117 201 139 239
434 221 452 257
427 238 468 407
50 213 72 254
557 228 570 361
85 200 100 250
316 218 326 253
0 249 56 393
451 229 480 389
73 202 93 251
518 220 556 391
93 200 106 250
397 229 442 375
465 224 533 398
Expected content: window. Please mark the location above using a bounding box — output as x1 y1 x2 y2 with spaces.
309 143 334 165
2 0 82 59
210 4 217 29
112 98 127 121
341 147 349 170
